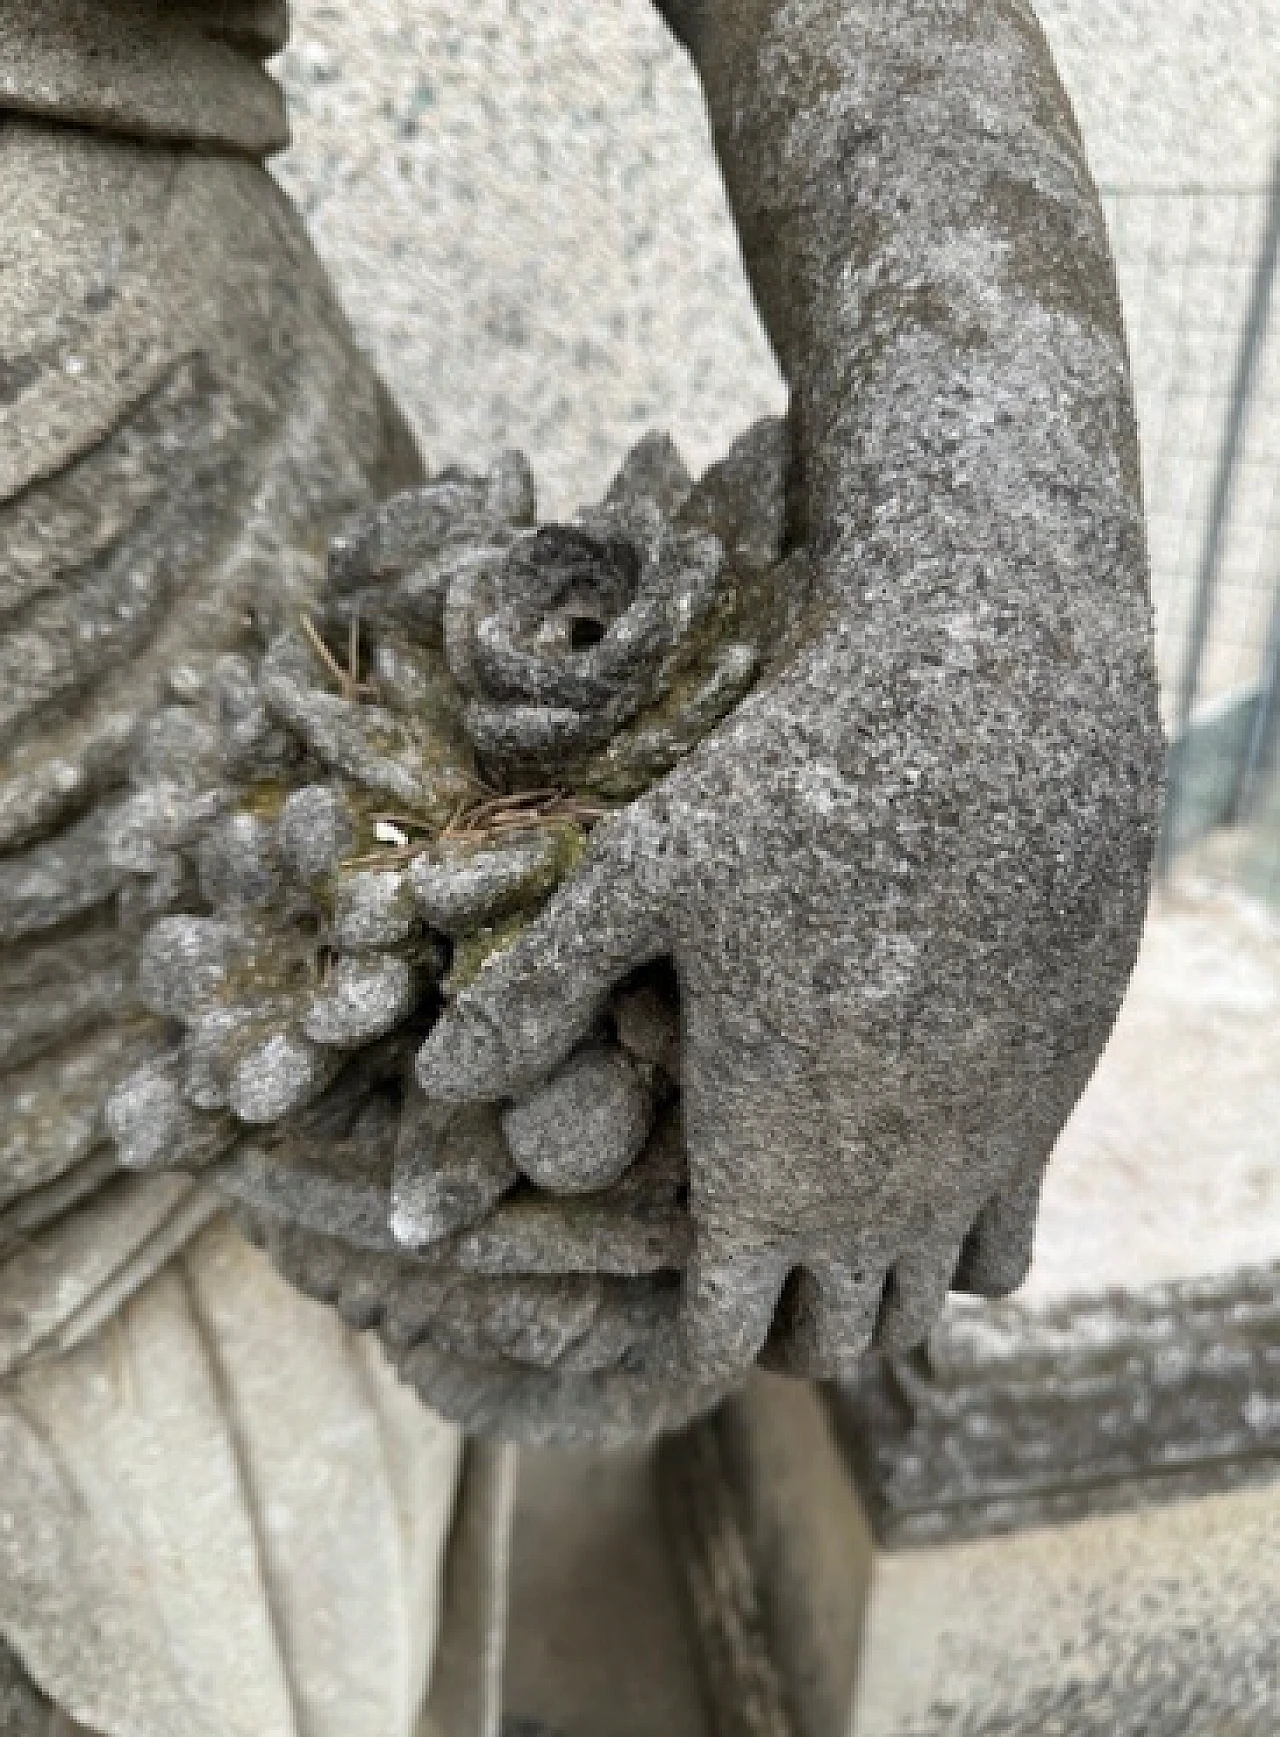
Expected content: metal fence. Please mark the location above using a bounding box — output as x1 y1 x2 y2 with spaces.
1155 151 1280 905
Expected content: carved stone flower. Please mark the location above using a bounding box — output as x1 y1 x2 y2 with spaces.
446 421 805 797
104 418 802 1441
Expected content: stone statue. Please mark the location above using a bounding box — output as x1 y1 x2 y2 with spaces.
0 8 492 1733
0 0 1163 1729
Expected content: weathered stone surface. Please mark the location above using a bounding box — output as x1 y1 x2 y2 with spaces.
613 983 681 1074
107 407 795 1438
327 455 537 641
443 415 798 795
2 1028 162 1211
182 1010 247 1112
502 1043 657 1195
667 1326 1280 1737
392 1094 519 1250
0 104 424 1566
197 812 283 912
229 1031 339 1126
0 929 134 1074
833 1262 1280 1547
411 834 567 936
0 1215 467 1737
278 785 355 885
304 955 419 1046
415 0 1166 1412
331 869 420 951
451 1191 690 1282
96 0 1160 1449
0 808 128 945
25 0 1161 1455
138 917 239 1020
105 1055 240 1174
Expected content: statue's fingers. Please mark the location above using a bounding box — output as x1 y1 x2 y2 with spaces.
416 819 668 1103
953 1155 1049 1299
873 1240 966 1354
764 1253 886 1381
453 1191 690 1278
500 1041 659 1195
955 1072 1093 1299
391 1094 518 1250
679 1230 790 1383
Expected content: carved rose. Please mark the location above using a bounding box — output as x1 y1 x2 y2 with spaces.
446 422 803 796
104 419 801 1440
447 514 730 779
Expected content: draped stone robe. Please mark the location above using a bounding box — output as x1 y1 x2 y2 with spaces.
0 8 499 1733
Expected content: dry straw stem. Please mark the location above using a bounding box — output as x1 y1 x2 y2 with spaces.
341 789 612 869
441 789 611 844
300 614 373 702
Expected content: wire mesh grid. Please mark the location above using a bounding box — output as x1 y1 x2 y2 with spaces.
1108 158 1280 904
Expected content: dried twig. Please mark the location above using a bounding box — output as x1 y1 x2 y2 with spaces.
441 790 611 843
340 846 420 870
301 614 374 703
338 787 615 872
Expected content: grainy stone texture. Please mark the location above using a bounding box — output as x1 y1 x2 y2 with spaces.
672 1374 1280 1737
0 0 1261 1730
0 98 419 1386
502 1044 657 1196
411 0 1164 1419
107 424 788 1442
835 1263 1280 1549
271 0 787 521
0 28 477 1735
78 0 1164 1447
0 1217 464 1737
274 0 1280 718
0 2 289 155
0 99 420 1308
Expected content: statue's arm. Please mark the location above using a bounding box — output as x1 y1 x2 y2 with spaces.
667 0 1148 615
420 0 1165 1381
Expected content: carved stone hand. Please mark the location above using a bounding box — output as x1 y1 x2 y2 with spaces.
103 0 1164 1441
106 426 798 1442
417 0 1166 1387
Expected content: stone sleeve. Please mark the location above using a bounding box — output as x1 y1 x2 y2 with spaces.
0 0 290 156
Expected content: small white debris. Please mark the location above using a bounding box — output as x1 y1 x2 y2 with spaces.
375 820 410 849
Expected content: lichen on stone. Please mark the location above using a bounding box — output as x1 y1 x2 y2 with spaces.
103 418 798 1440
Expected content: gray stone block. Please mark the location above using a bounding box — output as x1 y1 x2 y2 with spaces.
666 1314 1280 1737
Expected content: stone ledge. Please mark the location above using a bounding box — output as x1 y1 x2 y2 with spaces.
663 1315 1280 1737
830 1262 1280 1548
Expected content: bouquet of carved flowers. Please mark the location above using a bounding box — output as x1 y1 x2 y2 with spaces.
106 418 807 1440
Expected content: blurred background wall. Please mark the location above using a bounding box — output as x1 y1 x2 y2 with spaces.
270 0 785 520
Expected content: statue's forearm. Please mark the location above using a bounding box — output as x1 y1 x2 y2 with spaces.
664 0 1144 599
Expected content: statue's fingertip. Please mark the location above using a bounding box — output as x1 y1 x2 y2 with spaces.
414 1014 502 1104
